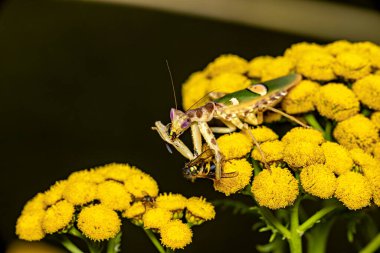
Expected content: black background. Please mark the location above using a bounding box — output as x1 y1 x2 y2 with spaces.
0 0 377 252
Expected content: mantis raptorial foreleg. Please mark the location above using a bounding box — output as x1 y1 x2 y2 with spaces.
190 124 202 156
153 121 195 160
197 121 224 180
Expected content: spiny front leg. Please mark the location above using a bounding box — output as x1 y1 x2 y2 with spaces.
197 121 224 180
190 124 202 156
153 121 194 160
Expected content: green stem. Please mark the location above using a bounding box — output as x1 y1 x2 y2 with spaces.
259 207 291 239
298 205 338 233
304 114 324 132
107 231 122 253
60 236 84 253
288 197 302 253
69 227 103 253
306 218 336 253
324 120 333 141
360 233 380 253
145 229 166 253
252 159 262 176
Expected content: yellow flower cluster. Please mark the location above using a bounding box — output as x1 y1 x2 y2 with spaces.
16 163 215 250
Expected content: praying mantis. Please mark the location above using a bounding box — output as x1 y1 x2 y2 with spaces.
153 73 307 181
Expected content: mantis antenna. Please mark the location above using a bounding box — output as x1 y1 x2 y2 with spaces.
165 59 178 110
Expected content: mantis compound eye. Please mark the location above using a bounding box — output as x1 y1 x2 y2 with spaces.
181 119 191 129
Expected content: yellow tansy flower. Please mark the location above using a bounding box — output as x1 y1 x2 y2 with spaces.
371 111 380 130
283 141 325 170
208 73 250 94
217 132 253 160
261 57 294 81
352 75 380 110
264 111 283 123
281 80 320 114
247 56 274 78
251 166 299 209
77 205 121 241
22 193 46 215
246 126 279 143
143 208 172 229
361 165 380 207
282 127 324 145
335 172 372 210
333 52 371 80
186 197 215 223
181 71 211 110
67 169 105 184
122 201 146 219
251 140 284 163
63 181 97 206
352 41 380 69
333 114 379 153
349 148 377 168
96 163 143 182
155 193 187 211
284 42 325 62
213 159 253 196
16 210 45 241
325 40 353 56
97 181 132 211
322 142 353 175
124 172 159 198
314 83 359 122
42 200 74 234
160 220 193 250
44 180 67 206
296 51 336 81
373 142 380 160
300 164 337 199
204 54 248 77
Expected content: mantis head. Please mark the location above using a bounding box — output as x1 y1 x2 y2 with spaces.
169 108 191 140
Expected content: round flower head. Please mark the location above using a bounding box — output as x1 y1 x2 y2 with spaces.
42 200 74 234
22 193 46 215
251 166 299 209
208 73 250 94
335 171 372 210
44 180 67 206
281 80 320 114
260 57 294 81
325 40 353 56
284 42 325 62
142 208 172 229
360 164 380 207
204 54 248 77
283 141 325 170
97 181 132 211
155 193 187 211
246 126 279 143
322 142 353 175
300 164 337 199
63 181 97 206
296 51 336 81
349 148 377 168
67 169 104 184
160 220 193 250
217 132 253 160
186 197 215 224
122 201 146 219
264 111 283 123
352 41 380 69
251 140 284 163
371 111 380 130
333 114 379 153
247 56 274 78
352 75 380 110
77 205 121 241
333 52 371 80
16 210 45 241
124 172 159 198
282 127 324 145
181 71 211 110
373 142 380 160
314 83 359 122
213 159 253 196
96 163 143 182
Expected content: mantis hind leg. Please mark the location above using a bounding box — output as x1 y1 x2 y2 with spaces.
210 120 237 134
264 106 309 128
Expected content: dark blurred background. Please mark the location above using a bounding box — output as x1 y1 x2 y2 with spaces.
0 0 379 252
